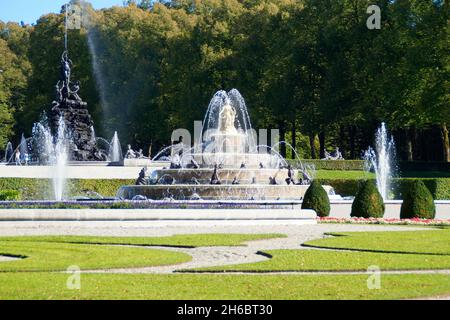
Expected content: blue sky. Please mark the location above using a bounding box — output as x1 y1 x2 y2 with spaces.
0 0 125 25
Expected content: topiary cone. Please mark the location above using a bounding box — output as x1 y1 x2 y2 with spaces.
351 180 385 218
400 180 435 219
301 180 330 217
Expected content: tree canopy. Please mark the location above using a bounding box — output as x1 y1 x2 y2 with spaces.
0 0 448 161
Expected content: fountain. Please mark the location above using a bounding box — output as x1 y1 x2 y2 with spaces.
32 116 69 200
117 90 334 200
108 131 123 162
19 134 29 163
4 142 13 163
364 122 396 200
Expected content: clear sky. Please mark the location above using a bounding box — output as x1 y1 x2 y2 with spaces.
0 0 125 25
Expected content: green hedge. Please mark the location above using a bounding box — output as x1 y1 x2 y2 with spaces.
316 178 450 200
0 178 134 200
392 178 450 201
351 181 385 218
0 177 448 200
301 180 330 217
0 190 21 201
400 180 436 219
287 160 365 171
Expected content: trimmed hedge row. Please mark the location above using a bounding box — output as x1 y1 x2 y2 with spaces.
287 160 365 171
0 190 21 201
0 178 134 200
316 178 450 200
0 177 448 200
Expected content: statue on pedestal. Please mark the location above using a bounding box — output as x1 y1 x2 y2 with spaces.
48 50 102 161
219 103 237 134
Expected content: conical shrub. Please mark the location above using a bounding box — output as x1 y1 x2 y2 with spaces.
351 180 385 218
400 180 435 219
302 180 330 217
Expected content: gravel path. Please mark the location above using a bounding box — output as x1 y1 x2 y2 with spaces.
1 222 432 274
1 221 448 299
0 221 421 274
0 256 19 262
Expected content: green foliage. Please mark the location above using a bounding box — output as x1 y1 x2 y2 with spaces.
0 178 134 200
288 160 365 171
0 177 448 201
400 180 436 219
0 189 20 201
316 179 364 197
393 178 450 200
301 180 330 217
350 181 385 218
304 230 450 255
0 1 447 161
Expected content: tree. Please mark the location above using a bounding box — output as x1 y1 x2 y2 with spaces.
351 180 385 218
301 180 330 217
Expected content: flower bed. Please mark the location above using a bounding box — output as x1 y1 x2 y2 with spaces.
318 217 450 226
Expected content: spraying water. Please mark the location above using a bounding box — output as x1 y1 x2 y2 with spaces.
53 117 69 201
109 131 123 162
364 123 396 200
32 117 69 201
4 142 13 163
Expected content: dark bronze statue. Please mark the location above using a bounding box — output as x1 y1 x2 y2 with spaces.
135 168 147 186
285 164 296 185
48 50 100 161
210 164 221 185
269 176 278 185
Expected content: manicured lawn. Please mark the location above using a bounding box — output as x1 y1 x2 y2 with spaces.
0 233 284 248
1 231 449 299
196 229 450 272
195 249 450 272
0 234 282 272
303 230 450 255
0 273 449 300
0 241 190 272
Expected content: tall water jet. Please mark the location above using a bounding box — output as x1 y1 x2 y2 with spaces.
109 131 123 162
364 123 396 200
32 116 69 200
4 142 13 163
19 134 29 163
52 117 69 201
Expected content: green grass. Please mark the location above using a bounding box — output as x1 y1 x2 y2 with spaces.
0 233 284 248
315 170 374 180
1 231 449 299
0 234 282 272
196 229 450 272
0 273 449 300
303 230 450 255
0 241 191 272
195 249 450 272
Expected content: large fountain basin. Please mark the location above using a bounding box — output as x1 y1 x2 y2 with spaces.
117 184 334 201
